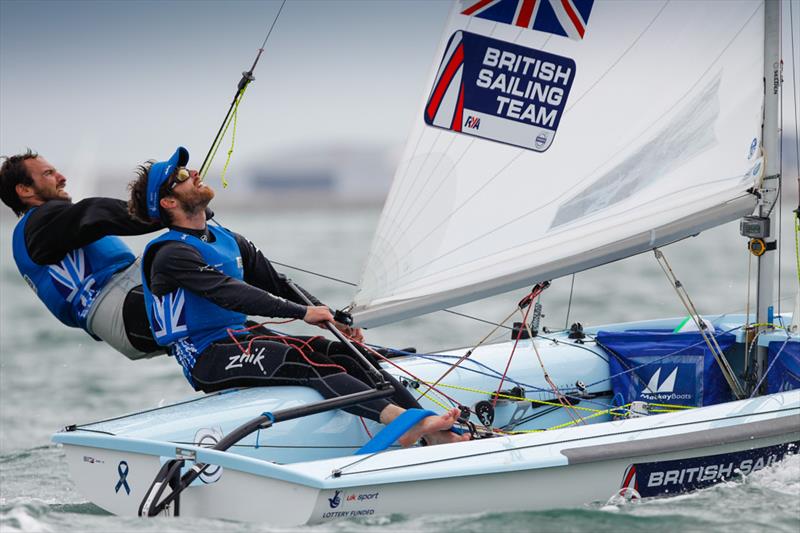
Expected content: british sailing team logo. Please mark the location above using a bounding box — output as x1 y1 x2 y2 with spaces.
460 0 595 40
619 442 798 498
425 31 576 152
425 1 594 151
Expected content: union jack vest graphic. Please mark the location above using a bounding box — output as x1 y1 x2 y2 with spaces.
12 207 135 331
141 225 246 356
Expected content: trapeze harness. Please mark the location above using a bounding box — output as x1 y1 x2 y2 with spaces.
140 225 415 421
12 207 159 359
141 225 247 381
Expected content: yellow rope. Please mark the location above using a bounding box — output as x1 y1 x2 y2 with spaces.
423 380 606 414
646 402 695 409
417 378 699 431
796 211 800 285
750 322 785 330
201 83 250 186
412 383 452 411
219 86 247 188
507 406 629 433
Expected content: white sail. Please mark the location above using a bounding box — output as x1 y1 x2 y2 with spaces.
352 0 765 328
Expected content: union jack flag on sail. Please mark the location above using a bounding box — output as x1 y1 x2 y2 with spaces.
460 0 595 40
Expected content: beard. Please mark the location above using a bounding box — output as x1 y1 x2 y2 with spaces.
175 184 215 216
36 184 71 202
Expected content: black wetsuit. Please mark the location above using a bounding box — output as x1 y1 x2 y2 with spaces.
146 225 420 421
22 198 162 351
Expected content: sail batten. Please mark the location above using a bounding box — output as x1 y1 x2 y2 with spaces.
352 0 765 328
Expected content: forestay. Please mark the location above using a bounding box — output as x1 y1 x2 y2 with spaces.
352 0 765 328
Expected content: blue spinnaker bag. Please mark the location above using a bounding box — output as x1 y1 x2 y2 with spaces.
766 340 800 393
597 330 736 407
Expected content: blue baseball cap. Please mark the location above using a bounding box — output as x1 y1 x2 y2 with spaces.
146 146 189 220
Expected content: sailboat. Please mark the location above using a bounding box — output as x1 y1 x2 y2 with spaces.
52 0 799 525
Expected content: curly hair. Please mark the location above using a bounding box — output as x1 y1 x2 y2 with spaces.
0 149 38 216
127 160 170 223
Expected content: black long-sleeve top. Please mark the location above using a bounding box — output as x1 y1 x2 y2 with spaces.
23 198 162 265
146 225 322 320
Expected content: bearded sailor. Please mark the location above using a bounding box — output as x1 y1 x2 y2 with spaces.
1 150 164 359
128 146 469 446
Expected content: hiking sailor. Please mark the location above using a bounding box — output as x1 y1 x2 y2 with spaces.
128 146 469 446
1 150 164 359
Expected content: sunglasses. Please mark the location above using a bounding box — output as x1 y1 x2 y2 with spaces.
168 167 191 191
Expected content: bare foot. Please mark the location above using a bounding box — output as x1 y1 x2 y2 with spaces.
397 408 470 447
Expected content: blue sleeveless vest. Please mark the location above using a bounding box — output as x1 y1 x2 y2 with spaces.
141 226 246 363
12 207 135 331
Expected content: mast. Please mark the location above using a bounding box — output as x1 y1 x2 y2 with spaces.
755 0 781 389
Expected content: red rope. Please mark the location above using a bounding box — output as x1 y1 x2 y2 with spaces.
354 341 463 408
225 319 298 354
492 288 536 409
293 344 348 374
226 321 463 414
225 321 347 373
359 416 373 438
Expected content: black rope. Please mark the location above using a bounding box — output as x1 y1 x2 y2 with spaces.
271 260 357 287
564 273 576 329
257 0 287 51
198 0 288 176
270 260 512 330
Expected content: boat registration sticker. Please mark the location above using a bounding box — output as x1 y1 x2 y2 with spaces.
424 31 576 152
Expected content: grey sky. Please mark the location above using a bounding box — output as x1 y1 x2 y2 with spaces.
1 0 797 199
0 0 452 192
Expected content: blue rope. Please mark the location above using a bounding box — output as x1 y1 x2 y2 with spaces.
403 325 745 406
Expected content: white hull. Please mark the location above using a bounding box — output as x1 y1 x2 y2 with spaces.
54 387 799 525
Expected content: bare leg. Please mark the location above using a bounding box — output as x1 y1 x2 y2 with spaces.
379 405 470 447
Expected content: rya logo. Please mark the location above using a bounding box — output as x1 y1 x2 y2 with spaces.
464 116 481 129
644 367 678 394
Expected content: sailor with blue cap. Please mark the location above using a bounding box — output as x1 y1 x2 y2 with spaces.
127 147 469 447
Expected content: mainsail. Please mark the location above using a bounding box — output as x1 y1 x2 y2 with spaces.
352 0 765 328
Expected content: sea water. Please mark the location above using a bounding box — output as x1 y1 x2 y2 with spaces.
1 207 798 532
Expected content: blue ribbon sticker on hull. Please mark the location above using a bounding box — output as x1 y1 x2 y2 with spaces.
619 441 800 498
115 460 130 495
425 31 576 152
